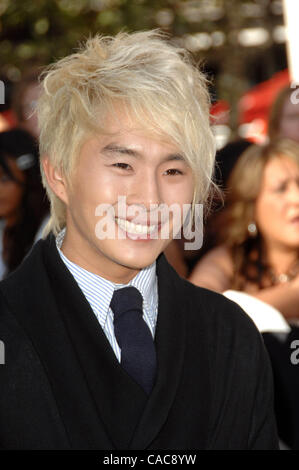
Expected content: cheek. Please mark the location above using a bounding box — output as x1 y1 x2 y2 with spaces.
163 179 194 205
255 196 284 230
68 171 124 223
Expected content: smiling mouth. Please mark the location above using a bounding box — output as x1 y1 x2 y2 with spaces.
115 217 160 236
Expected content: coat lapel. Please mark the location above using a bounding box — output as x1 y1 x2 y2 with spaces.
129 253 187 449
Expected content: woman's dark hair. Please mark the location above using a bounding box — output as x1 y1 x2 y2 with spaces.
0 128 49 275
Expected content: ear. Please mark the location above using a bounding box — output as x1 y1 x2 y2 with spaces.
41 156 69 205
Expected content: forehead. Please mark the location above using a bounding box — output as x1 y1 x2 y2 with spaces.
94 106 180 152
262 155 299 183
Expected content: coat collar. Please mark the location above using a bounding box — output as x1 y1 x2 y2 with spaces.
55 227 158 335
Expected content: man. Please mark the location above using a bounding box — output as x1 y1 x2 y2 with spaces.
0 31 278 450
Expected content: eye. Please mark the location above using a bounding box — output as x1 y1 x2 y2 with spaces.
273 183 287 193
164 168 183 176
112 162 132 171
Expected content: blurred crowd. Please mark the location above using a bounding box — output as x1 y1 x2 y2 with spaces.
167 82 299 450
0 70 49 279
1 65 299 449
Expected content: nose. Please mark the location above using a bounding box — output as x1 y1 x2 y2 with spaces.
128 169 162 211
287 182 299 203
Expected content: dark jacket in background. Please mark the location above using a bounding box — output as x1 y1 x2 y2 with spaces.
263 329 299 450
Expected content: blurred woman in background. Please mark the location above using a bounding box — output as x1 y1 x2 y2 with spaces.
268 85 299 144
12 68 41 140
0 128 49 278
189 138 299 322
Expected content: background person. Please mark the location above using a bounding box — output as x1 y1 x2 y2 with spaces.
268 85 299 144
0 127 49 278
189 138 299 322
11 68 42 140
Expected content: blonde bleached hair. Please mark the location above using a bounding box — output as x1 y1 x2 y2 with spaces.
37 30 216 236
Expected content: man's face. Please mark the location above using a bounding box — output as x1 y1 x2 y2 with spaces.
55 112 195 282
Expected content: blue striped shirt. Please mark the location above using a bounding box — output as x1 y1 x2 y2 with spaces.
55 229 158 362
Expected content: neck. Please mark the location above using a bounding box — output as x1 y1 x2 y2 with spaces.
263 241 298 276
60 228 140 285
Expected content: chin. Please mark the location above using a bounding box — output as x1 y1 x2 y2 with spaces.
280 237 299 249
120 255 157 271
96 238 165 272
112 249 159 271
287 240 299 249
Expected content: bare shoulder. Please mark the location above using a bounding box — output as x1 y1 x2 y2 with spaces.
191 245 233 275
188 245 233 292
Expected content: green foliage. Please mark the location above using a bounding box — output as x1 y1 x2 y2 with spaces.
0 0 286 133
0 0 188 73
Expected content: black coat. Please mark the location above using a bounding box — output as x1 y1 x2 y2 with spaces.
0 234 278 449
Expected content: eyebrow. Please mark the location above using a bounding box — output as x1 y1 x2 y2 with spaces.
268 176 299 186
275 176 299 182
102 144 186 163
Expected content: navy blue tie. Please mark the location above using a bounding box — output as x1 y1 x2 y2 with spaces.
110 286 157 395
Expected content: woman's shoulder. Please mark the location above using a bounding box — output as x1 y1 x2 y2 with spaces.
188 244 234 292
201 244 232 264
191 244 234 276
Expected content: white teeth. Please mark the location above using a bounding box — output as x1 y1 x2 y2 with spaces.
116 218 157 235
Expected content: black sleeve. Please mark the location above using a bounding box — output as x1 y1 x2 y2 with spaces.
201 292 279 450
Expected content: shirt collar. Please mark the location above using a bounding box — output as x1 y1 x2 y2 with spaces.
55 228 157 323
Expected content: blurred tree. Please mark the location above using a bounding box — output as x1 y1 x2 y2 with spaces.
0 0 287 133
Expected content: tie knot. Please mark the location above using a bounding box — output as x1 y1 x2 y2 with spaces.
110 286 143 318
